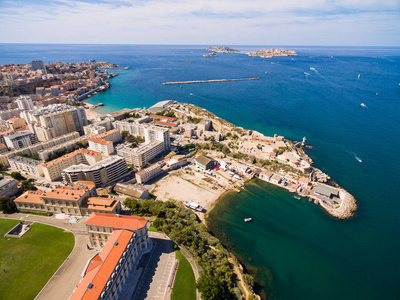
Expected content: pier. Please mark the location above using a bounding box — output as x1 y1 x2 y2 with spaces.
162 77 259 85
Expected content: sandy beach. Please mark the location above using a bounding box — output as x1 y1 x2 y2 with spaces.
83 102 102 120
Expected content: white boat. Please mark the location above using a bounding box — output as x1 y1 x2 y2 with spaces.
244 218 252 222
360 103 367 107
123 67 130 70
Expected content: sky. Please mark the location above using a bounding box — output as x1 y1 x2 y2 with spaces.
0 0 399 46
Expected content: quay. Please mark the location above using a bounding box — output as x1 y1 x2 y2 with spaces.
162 77 259 85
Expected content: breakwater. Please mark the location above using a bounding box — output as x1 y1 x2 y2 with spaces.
162 77 259 85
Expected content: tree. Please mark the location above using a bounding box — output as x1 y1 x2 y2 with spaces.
243 274 255 288
20 179 38 192
124 198 140 213
10 172 24 181
197 275 229 300
0 197 17 213
0 162 3 171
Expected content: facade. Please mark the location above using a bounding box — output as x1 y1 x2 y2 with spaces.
62 156 128 186
16 95 34 111
0 175 19 198
70 229 148 300
14 190 45 212
113 121 170 152
230 161 249 174
84 212 148 247
0 108 24 121
270 174 282 184
42 149 103 181
80 197 121 216
259 170 273 181
197 119 212 132
4 130 38 150
117 141 164 168
88 129 121 156
8 156 43 176
135 163 163 185
31 60 47 73
0 143 8 154
24 104 88 140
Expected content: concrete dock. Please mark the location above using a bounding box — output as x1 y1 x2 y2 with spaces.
162 77 259 85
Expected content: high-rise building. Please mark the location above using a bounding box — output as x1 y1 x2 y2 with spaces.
23 104 88 140
16 95 34 111
4 130 38 150
31 60 47 74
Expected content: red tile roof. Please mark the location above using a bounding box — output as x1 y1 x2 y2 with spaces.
80 197 120 212
85 212 147 231
149 114 176 121
70 230 134 300
154 120 176 127
14 190 44 205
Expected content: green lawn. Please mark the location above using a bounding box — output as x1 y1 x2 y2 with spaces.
171 250 196 300
0 219 75 300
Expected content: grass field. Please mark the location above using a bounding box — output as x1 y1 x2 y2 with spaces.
171 250 196 300
0 219 75 300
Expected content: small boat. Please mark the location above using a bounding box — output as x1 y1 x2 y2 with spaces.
308 198 312 202
289 189 295 193
360 103 367 107
244 218 252 222
123 67 130 70
294 196 301 200
357 74 360 79
299 194 306 197
314 199 319 205
190 93 193 96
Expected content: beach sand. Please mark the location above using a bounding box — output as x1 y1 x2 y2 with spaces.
83 103 102 120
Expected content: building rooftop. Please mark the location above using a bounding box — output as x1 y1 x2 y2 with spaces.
41 186 88 201
62 156 125 173
196 155 213 167
154 121 176 127
80 197 120 212
4 130 34 140
114 183 148 198
9 155 42 166
85 212 147 230
149 114 176 121
70 230 134 300
315 184 339 198
42 148 101 168
88 137 112 145
118 141 163 155
14 190 44 205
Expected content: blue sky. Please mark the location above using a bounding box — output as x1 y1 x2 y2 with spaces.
0 0 399 46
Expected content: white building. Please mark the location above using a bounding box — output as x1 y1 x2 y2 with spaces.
4 130 38 150
230 161 249 174
117 141 165 168
0 175 19 198
8 155 43 176
16 95 34 111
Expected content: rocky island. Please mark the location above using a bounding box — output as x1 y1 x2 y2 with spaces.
204 46 241 53
247 48 297 58
203 52 218 57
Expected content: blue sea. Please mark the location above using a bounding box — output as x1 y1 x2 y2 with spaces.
1 44 400 299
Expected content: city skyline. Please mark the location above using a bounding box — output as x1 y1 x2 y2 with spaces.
0 0 399 46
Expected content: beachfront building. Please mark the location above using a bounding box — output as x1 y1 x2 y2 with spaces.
259 170 273 181
135 163 163 185
314 184 340 199
4 130 38 150
195 155 215 170
117 141 165 168
0 175 19 198
270 174 282 184
42 149 103 181
229 161 249 174
70 229 148 300
62 156 128 187
84 212 148 247
8 156 43 176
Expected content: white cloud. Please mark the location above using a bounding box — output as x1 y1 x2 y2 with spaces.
0 0 399 45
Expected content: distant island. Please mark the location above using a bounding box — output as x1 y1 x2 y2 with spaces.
204 46 297 58
203 52 218 57
204 46 241 53
247 48 297 58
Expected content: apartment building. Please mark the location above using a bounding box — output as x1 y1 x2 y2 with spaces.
42 149 103 181
62 155 128 186
4 130 38 150
23 104 88 140
0 175 19 198
117 141 164 168
135 163 163 184
70 229 149 300
16 95 34 111
8 156 43 176
88 129 121 156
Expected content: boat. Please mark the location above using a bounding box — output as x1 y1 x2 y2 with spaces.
314 199 319 205
294 196 301 200
361 103 367 107
244 218 252 222
289 189 295 193
182 201 205 212
357 74 360 79
299 194 306 197
123 67 130 70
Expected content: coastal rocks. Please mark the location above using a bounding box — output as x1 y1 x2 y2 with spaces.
311 168 330 183
320 190 358 219
204 46 240 53
203 52 218 57
247 48 297 58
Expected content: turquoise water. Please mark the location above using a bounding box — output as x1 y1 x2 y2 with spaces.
1 44 400 299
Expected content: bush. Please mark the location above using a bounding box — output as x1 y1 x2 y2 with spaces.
0 197 17 213
243 274 255 288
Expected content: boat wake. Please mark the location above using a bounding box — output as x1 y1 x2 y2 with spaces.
304 72 310 76
357 74 361 80
355 155 362 163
